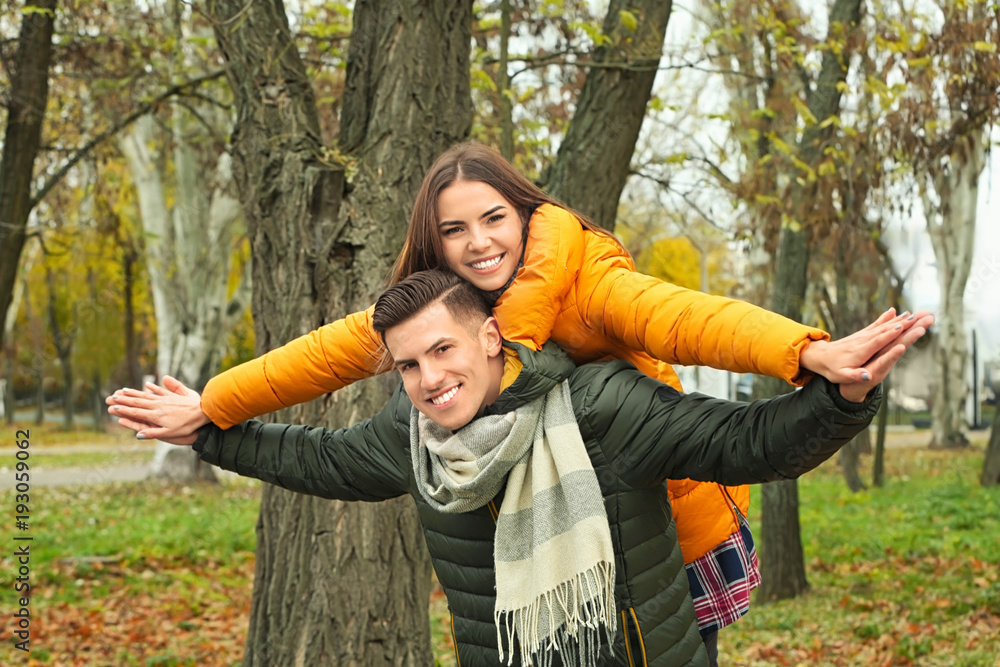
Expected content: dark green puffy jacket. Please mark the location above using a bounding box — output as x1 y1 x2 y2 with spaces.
195 343 880 667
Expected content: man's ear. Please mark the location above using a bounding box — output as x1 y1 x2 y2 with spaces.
480 316 503 357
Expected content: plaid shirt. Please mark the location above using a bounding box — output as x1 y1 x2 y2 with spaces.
685 517 761 637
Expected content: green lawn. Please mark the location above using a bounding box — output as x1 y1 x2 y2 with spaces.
724 444 1000 667
2 438 997 666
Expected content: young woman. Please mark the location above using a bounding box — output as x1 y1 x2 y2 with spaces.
113 142 898 663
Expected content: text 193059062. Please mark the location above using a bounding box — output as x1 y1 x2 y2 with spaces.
12 428 32 653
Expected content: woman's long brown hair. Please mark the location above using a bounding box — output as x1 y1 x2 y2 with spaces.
388 142 619 285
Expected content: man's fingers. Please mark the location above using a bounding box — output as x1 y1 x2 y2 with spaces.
144 381 172 397
864 342 908 383
859 325 930 383
161 375 191 396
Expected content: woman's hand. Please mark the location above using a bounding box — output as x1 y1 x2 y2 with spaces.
800 308 934 385
832 312 935 402
106 376 209 446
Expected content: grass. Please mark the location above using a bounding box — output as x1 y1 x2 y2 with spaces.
0 478 260 666
6 419 131 448
722 440 1000 666
2 435 997 666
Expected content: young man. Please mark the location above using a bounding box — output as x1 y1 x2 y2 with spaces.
110 270 930 667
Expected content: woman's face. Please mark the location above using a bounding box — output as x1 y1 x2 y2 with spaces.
437 180 524 292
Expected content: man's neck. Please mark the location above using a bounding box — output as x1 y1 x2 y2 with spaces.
483 352 505 407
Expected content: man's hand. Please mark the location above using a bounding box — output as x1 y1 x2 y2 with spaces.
801 308 933 385
106 376 208 446
836 313 935 403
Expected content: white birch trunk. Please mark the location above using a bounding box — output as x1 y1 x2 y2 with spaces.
119 110 247 480
921 130 988 449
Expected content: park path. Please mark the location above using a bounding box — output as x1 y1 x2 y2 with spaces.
0 426 984 490
0 442 153 489
0 463 151 489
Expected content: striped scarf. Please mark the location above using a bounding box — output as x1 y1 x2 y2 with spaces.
411 380 616 667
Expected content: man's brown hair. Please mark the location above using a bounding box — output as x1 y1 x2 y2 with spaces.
373 270 493 351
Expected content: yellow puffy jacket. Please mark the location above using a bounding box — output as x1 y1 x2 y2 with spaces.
201 204 828 563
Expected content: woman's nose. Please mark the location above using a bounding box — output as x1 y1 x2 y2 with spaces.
467 224 490 251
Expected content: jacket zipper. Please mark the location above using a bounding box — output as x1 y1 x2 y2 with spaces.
454 500 496 666
621 608 647 666
450 612 462 667
721 486 745 525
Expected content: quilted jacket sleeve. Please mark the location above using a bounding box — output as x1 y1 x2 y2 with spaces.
574 237 829 385
572 362 880 488
201 306 384 429
194 384 412 501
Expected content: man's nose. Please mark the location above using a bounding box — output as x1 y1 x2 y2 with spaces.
421 362 446 390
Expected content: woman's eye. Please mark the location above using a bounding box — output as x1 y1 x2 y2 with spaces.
442 226 463 236
487 213 504 224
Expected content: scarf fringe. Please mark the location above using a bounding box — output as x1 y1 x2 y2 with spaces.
495 560 617 667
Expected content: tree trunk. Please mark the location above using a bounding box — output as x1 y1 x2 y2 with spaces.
206 0 471 664
498 0 514 160
3 353 13 425
543 0 673 231
45 266 74 431
873 373 889 487
34 366 44 426
119 100 247 481
92 369 104 431
0 0 57 352
122 248 143 390
923 131 986 450
754 0 863 602
839 429 868 493
981 399 1000 487
756 480 809 600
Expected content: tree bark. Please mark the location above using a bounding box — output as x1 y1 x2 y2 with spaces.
923 131 986 450
543 0 673 231
3 353 13 425
754 0 863 602
206 0 471 664
756 481 809 600
44 266 74 430
839 430 868 493
121 247 143 390
0 0 57 353
982 399 1000 486
873 373 889 487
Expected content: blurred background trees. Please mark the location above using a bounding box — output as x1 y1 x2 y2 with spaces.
3 0 999 659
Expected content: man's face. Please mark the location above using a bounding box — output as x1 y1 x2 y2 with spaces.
384 301 503 431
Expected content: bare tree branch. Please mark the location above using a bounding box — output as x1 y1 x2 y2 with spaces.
30 69 226 208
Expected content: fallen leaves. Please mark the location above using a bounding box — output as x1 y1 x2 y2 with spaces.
31 555 254 666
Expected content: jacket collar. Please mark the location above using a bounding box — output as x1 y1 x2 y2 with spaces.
483 341 576 416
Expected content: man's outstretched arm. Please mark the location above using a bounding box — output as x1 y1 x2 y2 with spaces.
111 377 412 502
581 313 932 487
